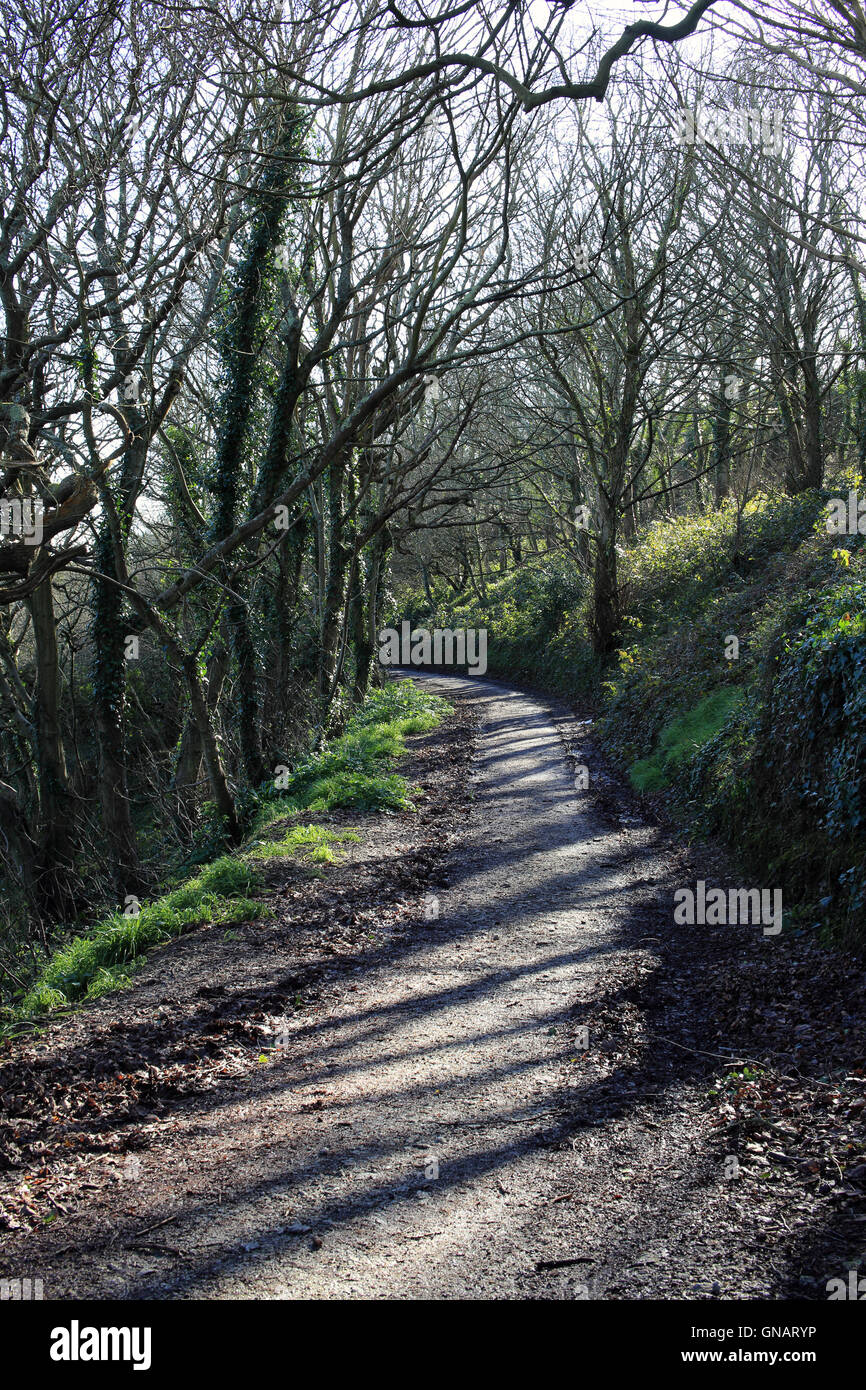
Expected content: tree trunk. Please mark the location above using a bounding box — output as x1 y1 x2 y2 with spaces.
27 577 78 911
91 525 141 897
228 598 267 786
318 453 350 710
179 650 240 842
713 385 732 505
795 344 823 492
173 641 229 804
590 490 619 657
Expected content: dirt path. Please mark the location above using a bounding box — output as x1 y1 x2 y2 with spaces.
3 675 863 1300
164 673 757 1300
182 670 662 1299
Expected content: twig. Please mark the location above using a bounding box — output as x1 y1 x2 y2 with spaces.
133 1212 181 1236
652 1034 804 1084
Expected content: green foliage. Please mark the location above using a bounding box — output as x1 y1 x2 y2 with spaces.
303 769 416 812
629 688 743 792
597 490 866 944
620 493 823 638
401 556 599 697
252 678 450 818
245 823 361 865
351 678 448 728
400 486 865 947
744 579 866 939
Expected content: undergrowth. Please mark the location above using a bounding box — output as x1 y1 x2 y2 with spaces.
407 484 866 946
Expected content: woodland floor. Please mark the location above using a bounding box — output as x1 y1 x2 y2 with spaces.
1 674 865 1300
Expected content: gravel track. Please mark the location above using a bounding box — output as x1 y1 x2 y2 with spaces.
150 675 736 1299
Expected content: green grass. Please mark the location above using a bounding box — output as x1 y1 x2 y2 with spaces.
11 857 267 1024
629 688 744 792
245 823 361 865
252 679 451 820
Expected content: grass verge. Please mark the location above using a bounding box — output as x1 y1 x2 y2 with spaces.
3 678 449 1035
